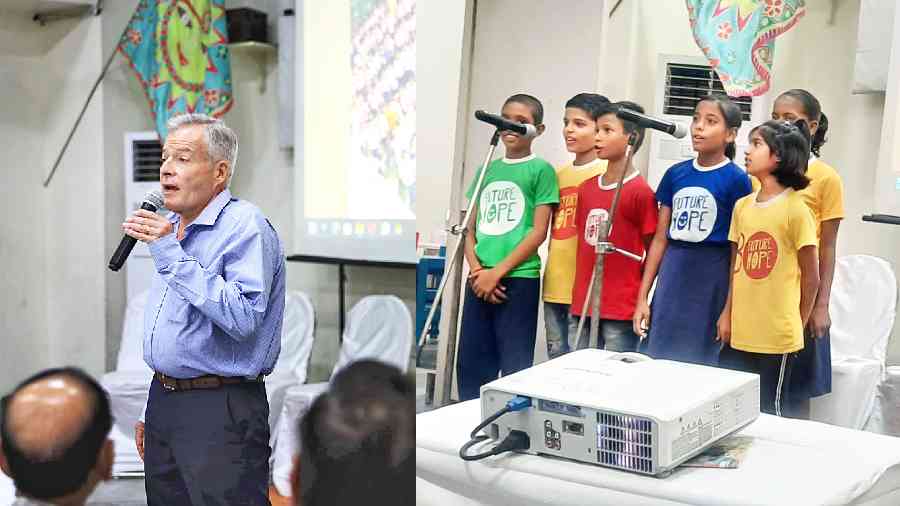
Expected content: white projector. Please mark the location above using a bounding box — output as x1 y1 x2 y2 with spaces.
479 349 760 476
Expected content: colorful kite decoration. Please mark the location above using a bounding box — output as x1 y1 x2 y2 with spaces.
686 0 805 96
118 0 234 140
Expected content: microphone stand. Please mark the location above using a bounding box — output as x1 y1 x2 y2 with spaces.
576 132 643 349
417 129 501 406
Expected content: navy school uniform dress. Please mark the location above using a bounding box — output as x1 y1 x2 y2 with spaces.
640 158 752 366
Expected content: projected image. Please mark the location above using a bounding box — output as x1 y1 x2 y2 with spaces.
348 0 415 220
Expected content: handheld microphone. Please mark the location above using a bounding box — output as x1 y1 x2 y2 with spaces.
616 107 688 139
108 190 165 272
474 110 538 138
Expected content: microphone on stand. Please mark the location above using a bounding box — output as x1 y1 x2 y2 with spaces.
474 110 538 138
616 107 689 139
108 189 165 272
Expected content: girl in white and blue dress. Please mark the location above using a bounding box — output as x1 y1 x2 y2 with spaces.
633 95 753 366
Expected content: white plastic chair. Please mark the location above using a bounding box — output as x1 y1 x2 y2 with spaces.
100 290 315 476
0 471 15 504
100 291 153 476
270 295 413 497
265 291 316 458
811 255 897 429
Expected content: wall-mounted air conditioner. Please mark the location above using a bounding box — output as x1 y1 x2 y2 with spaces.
123 131 163 301
853 0 896 94
647 55 769 189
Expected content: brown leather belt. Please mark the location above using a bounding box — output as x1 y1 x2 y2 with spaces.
154 372 264 392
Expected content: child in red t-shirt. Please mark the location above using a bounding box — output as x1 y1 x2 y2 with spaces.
570 101 659 351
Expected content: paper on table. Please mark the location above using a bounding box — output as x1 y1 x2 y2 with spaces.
681 435 754 469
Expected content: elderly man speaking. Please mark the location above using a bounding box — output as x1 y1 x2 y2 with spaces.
124 113 285 505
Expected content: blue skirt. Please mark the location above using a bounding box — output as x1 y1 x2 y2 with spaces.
641 241 731 367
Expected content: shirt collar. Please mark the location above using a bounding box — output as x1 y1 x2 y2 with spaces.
573 158 603 170
166 189 233 227
598 170 639 190
692 157 730 172
502 154 536 164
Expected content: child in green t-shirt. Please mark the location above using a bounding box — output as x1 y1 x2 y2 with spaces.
457 93 560 401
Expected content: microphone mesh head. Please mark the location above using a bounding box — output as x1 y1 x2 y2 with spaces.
144 190 165 210
672 122 689 139
522 123 538 139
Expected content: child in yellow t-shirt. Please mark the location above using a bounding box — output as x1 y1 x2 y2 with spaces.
720 119 820 416
542 93 609 359
771 89 845 419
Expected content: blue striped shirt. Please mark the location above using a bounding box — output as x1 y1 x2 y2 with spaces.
143 189 286 378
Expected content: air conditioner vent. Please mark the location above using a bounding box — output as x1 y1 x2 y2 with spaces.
132 139 161 183
663 63 752 121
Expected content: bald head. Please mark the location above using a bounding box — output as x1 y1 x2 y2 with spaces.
0 368 112 500
7 375 96 460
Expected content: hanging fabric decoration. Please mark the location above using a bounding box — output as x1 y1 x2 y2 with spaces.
686 0 805 96
118 0 234 140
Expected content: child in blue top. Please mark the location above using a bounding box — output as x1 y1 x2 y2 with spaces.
633 95 753 366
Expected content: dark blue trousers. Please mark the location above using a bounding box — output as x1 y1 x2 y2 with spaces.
457 277 539 401
144 377 271 506
720 346 796 416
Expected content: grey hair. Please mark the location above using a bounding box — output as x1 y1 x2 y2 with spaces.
166 113 239 186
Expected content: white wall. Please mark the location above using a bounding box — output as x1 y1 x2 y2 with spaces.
415 0 470 245
462 0 609 365
0 7 106 393
603 0 900 362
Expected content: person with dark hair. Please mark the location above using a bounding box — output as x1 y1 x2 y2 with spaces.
503 93 545 125
770 89 845 420
774 89 829 157
290 360 414 506
569 100 658 351
633 94 752 367
0 368 114 506
542 92 610 359
719 119 820 416
457 93 559 400
746 120 812 190
608 100 648 152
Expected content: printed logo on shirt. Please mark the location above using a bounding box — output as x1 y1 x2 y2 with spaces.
669 186 718 242
478 181 525 236
584 208 611 246
738 231 779 279
552 186 579 240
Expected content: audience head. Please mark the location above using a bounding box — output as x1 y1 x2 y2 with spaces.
0 367 113 503
293 360 414 506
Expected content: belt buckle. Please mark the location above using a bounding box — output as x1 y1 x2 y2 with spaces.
160 375 177 391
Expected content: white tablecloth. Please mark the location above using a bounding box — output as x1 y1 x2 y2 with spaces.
417 401 900 505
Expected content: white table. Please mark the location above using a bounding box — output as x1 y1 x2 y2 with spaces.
417 400 900 505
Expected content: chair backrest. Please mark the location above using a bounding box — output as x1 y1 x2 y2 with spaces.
271 291 316 382
116 290 152 372
331 295 413 379
0 471 14 505
830 255 898 362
